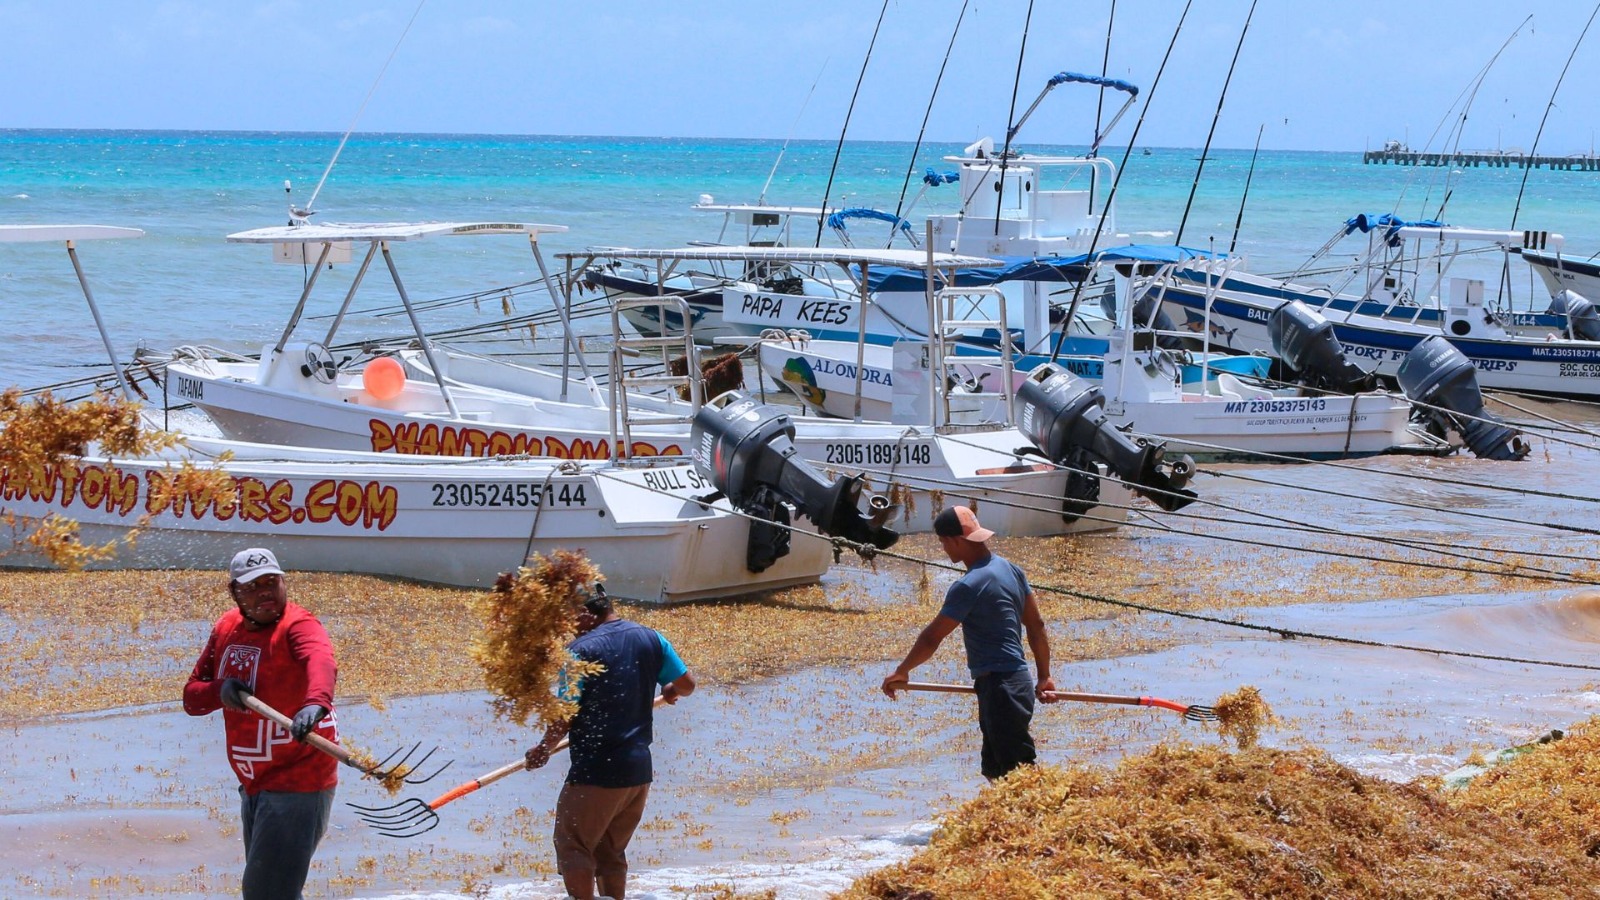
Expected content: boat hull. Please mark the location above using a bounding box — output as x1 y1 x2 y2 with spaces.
0 438 832 602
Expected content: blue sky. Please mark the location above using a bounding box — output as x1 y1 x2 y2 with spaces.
3 0 1599 153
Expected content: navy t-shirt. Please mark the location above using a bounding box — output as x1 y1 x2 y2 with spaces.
938 553 1031 677
565 619 686 788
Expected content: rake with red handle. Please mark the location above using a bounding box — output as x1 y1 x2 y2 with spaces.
349 695 669 838
899 681 1218 722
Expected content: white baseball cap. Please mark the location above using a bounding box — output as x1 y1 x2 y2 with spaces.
230 548 285 584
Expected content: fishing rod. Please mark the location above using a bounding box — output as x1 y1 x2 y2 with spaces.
1049 0 1195 364
759 60 829 207
1091 0 1117 212
1228 124 1264 254
813 0 891 248
1402 15 1529 223
1510 2 1600 231
1174 0 1257 247
297 0 427 221
890 0 970 237
991 0 1038 237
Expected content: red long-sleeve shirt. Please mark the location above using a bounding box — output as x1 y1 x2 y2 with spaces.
183 602 339 794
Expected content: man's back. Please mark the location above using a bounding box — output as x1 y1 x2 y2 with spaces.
567 620 665 788
940 553 1030 676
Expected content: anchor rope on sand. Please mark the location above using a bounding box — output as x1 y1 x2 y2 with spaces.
598 471 1600 676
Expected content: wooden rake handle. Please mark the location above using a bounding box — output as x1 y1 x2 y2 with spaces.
901 681 1190 715
425 695 668 811
241 693 353 764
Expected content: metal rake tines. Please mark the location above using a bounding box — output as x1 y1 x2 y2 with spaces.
354 742 453 785
1182 704 1220 723
347 796 442 838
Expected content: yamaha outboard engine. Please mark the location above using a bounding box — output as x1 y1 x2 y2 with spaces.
1396 336 1528 460
1268 301 1378 393
1548 290 1600 341
1015 364 1198 521
691 392 899 571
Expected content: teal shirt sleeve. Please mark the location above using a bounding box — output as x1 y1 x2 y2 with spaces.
657 633 687 684
556 650 582 703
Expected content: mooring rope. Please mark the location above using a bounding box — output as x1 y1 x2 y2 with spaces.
595 468 1600 674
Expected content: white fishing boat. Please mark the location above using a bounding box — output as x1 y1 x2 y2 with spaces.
1142 217 1600 399
2 435 834 600
749 250 1436 462
592 73 1146 369
165 227 1174 535
0 224 834 601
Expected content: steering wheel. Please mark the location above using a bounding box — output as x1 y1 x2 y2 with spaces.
301 342 339 383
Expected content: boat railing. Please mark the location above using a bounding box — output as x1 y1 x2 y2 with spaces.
932 286 1014 428
608 296 702 460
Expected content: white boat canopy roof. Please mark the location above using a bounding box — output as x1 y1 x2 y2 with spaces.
226 221 569 244
1391 224 1565 251
0 225 144 243
691 202 827 218
567 245 1001 269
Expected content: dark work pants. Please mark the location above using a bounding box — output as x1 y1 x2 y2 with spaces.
975 669 1037 780
238 785 335 900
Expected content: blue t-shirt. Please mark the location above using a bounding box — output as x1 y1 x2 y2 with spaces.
564 620 687 788
938 553 1031 677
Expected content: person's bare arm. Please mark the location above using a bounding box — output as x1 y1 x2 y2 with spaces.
662 671 695 703
882 614 960 697
1021 592 1057 701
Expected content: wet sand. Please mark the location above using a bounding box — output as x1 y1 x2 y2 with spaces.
3 397 1599 897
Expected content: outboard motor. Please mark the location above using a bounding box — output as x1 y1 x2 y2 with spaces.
1015 364 1198 521
1268 301 1378 393
1548 290 1600 341
1397 336 1528 460
691 392 899 571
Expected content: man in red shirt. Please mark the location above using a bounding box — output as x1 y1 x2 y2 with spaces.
183 548 339 899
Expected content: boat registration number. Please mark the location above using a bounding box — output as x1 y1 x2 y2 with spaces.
430 482 588 508
1559 363 1600 378
822 443 933 467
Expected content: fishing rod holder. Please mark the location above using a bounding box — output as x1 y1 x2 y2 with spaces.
1016 364 1197 517
691 391 899 569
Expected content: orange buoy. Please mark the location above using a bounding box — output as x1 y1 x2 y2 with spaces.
363 356 406 401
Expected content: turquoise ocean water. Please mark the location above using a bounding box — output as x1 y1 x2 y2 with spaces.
5 129 1600 393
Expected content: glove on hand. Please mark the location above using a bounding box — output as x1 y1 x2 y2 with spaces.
290 704 328 741
219 678 250 711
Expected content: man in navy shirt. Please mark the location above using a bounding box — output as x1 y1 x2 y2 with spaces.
526 588 695 900
882 505 1057 780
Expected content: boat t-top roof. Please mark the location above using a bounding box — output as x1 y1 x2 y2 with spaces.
565 245 1000 269
691 202 827 218
1 225 143 400
0 225 144 243
226 221 569 244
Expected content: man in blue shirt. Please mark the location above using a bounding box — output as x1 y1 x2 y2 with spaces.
525 588 695 900
882 505 1057 780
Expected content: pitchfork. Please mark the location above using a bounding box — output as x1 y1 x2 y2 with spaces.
240 694 453 785
352 695 669 838
900 681 1219 722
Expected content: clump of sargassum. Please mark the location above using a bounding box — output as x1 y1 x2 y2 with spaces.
0 389 231 568
472 550 606 729
841 709 1600 898
342 747 416 796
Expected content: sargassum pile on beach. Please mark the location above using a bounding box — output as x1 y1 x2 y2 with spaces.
838 716 1600 899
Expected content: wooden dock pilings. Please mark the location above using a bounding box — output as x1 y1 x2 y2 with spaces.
1363 149 1600 170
